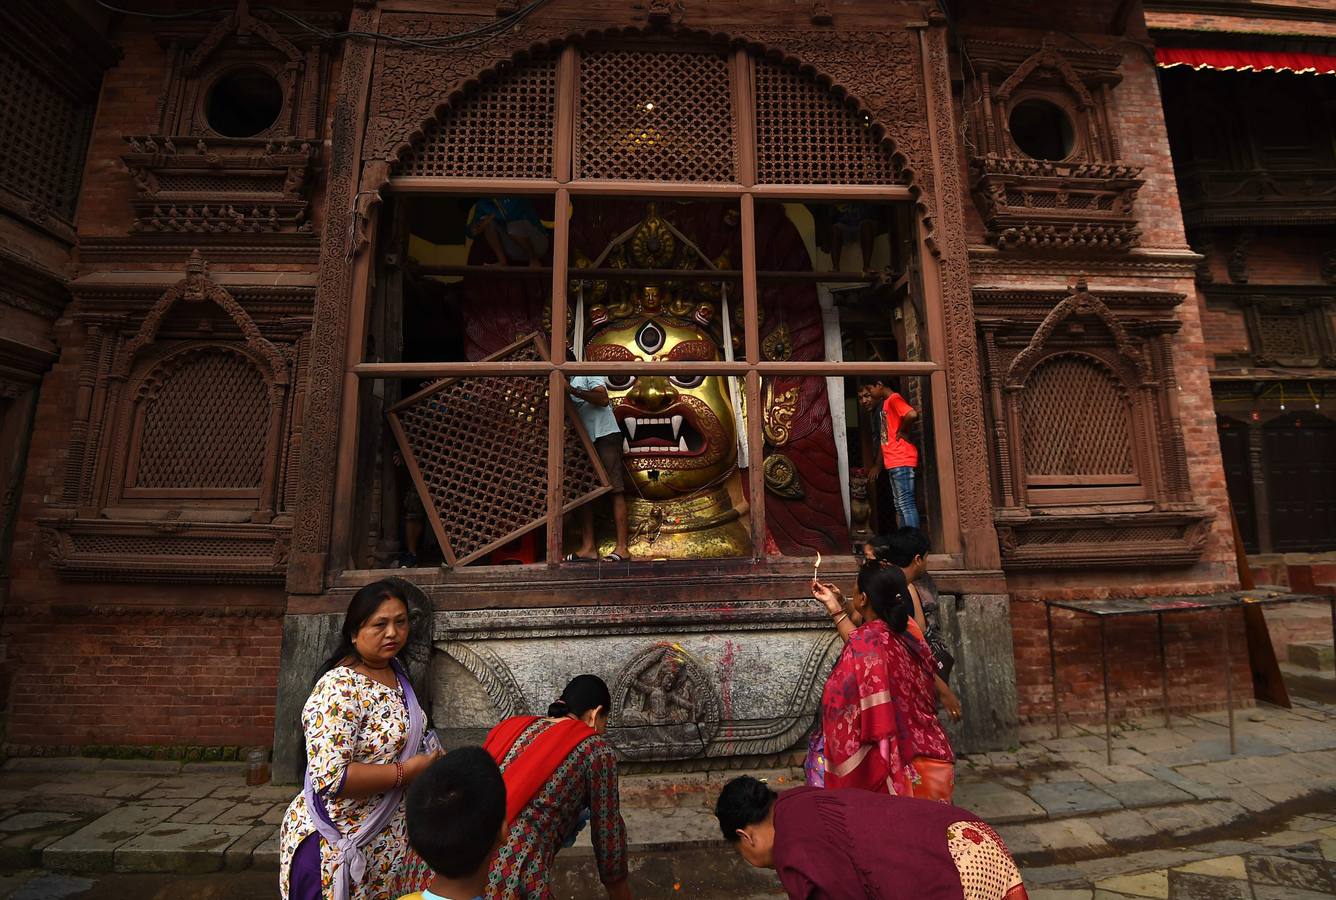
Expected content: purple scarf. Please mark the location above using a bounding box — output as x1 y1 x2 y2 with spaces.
302 660 426 900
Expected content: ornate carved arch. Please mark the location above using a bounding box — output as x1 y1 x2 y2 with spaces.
1006 281 1150 387
1020 349 1133 400
185 0 302 74
113 250 287 382
130 340 271 404
355 24 934 248
996 35 1094 109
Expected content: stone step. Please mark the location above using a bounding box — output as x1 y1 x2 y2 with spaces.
1287 640 1336 672
1286 564 1336 596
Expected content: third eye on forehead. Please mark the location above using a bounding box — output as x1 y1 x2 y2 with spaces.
636 321 665 355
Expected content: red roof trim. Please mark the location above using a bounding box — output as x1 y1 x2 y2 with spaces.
1156 47 1336 75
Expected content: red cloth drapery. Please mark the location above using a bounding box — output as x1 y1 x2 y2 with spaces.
1156 47 1336 76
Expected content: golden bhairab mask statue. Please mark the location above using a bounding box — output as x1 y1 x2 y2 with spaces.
587 315 736 501
578 205 751 558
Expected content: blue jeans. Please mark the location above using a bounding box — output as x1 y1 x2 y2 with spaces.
889 466 919 529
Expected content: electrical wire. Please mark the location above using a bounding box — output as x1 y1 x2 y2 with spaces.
264 3 552 51
92 0 231 18
93 0 555 51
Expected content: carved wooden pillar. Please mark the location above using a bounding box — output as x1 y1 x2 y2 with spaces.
917 15 1000 570
1154 333 1192 502
62 322 103 504
1247 419 1272 554
287 2 380 594
80 318 122 517
982 333 1015 509
0 387 40 587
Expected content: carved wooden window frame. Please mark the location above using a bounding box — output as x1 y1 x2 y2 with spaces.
112 341 281 506
157 5 319 141
977 285 1209 568
350 41 960 572
193 60 291 142
1006 349 1149 507
1003 88 1088 164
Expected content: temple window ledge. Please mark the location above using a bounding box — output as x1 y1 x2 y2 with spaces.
36 516 290 584
321 557 1009 609
993 507 1214 570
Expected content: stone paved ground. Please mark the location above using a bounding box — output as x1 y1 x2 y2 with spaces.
1025 808 1336 899
0 698 1331 895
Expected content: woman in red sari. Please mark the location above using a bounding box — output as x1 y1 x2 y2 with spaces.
398 675 630 900
813 563 957 801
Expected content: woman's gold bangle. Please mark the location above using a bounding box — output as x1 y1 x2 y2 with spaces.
832 612 849 626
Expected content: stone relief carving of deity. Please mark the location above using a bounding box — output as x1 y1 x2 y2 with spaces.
625 647 698 725
610 642 721 760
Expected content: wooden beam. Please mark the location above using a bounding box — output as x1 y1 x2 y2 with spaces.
351 360 942 377
554 45 577 183
546 186 571 567
751 183 914 200
385 177 561 195
746 369 767 561
566 180 746 197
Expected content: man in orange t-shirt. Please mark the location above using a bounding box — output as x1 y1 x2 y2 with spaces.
858 378 920 529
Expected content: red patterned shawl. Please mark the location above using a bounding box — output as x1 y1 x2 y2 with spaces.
820 619 953 796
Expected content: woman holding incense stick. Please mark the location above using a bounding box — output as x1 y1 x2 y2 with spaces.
810 563 959 801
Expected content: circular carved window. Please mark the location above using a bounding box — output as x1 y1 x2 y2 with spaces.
1008 98 1075 161
205 67 283 138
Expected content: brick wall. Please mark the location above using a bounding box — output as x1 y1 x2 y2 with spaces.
0 17 299 753
76 29 161 239
1200 302 1249 361
1011 598 1252 726
2 612 281 748
956 17 1244 722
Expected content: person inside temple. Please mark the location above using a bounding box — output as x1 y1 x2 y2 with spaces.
467 198 551 267
859 377 921 531
566 348 632 562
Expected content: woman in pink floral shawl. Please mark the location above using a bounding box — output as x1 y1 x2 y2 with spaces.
813 564 957 800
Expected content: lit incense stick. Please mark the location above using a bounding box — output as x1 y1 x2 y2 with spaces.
813 551 822 582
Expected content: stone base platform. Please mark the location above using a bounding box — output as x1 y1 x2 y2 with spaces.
1 700 1332 891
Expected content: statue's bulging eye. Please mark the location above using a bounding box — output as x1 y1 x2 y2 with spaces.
670 375 705 389
607 375 636 391
636 321 665 355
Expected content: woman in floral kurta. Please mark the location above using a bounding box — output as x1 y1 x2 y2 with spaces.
279 580 438 900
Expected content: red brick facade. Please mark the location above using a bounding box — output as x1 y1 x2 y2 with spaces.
1 0 1329 757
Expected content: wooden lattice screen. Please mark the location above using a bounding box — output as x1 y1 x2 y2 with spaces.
576 49 737 182
399 57 558 179
752 57 900 185
387 335 611 565
133 348 270 491
1256 311 1312 360
0 50 93 219
1020 355 1135 479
